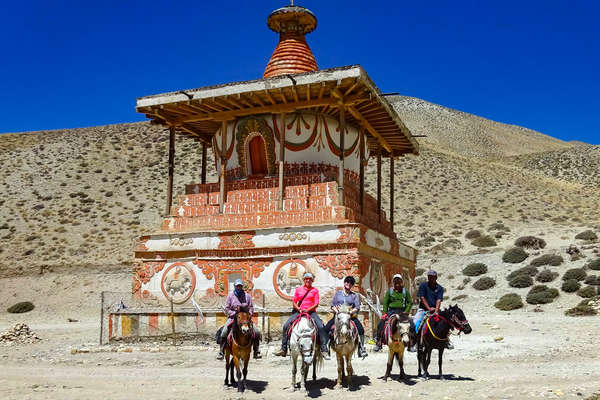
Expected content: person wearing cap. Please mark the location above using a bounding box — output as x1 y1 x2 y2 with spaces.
410 269 449 351
216 279 262 360
324 275 368 358
274 272 330 359
373 273 413 352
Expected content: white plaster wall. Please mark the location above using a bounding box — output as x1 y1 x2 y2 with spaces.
365 229 392 252
215 113 367 176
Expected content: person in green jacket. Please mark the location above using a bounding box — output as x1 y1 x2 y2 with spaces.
373 273 413 352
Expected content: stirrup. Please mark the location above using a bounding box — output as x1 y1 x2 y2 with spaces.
254 351 262 359
216 351 224 360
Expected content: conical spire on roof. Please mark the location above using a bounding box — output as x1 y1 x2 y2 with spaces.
263 4 318 78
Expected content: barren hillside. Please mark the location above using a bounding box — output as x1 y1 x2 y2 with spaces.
388 95 572 158
0 102 598 276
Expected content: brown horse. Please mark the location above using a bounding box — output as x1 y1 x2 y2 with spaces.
224 306 253 392
383 313 411 382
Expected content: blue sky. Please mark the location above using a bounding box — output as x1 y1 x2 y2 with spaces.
1 0 598 144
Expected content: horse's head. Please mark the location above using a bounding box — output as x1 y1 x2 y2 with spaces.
390 314 411 346
235 306 252 335
334 304 353 340
448 304 472 334
295 316 316 365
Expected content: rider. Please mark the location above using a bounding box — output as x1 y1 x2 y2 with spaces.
373 274 413 352
216 279 262 360
324 275 368 358
274 272 330 360
411 269 451 350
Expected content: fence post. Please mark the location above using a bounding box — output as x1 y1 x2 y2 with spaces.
261 294 266 341
99 291 105 345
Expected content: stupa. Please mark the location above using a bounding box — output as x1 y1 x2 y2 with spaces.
108 4 419 341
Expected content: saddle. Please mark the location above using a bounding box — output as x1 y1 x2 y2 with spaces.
384 313 410 344
287 312 318 343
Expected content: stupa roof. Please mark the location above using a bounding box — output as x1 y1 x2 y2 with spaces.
137 65 419 156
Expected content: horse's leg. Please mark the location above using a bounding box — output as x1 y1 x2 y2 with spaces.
417 344 423 377
335 351 343 388
224 351 230 386
384 347 393 382
233 355 243 392
423 346 432 379
398 351 405 380
300 361 307 392
346 353 353 388
438 347 445 380
242 355 249 392
291 352 297 391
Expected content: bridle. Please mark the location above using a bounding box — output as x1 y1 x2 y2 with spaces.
231 311 253 349
334 311 356 346
449 312 469 333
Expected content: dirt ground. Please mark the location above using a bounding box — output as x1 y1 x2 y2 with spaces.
2 263 600 400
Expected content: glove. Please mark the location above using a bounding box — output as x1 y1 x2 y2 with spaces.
382 313 388 320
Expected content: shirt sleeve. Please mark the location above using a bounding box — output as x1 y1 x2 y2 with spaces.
353 293 360 311
417 282 426 298
383 289 390 314
225 294 235 317
404 290 413 313
247 294 254 315
436 285 444 301
293 287 302 304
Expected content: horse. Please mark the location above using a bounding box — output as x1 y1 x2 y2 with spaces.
417 304 472 380
383 313 411 382
289 313 323 392
224 306 253 392
330 304 358 388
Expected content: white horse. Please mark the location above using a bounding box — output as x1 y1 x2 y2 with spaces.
330 304 358 389
289 314 323 392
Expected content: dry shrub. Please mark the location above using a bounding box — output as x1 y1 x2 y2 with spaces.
563 268 586 281
526 285 559 304
530 254 563 267
465 229 481 239
509 274 534 288
577 285 598 298
565 296 599 317
536 269 559 283
473 276 496 290
472 235 497 248
575 230 598 241
7 301 35 313
462 263 487 276
584 275 600 285
585 259 600 271
503 247 529 263
495 293 523 311
561 279 581 293
514 236 547 249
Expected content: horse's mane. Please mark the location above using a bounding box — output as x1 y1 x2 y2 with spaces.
337 304 352 314
294 315 316 336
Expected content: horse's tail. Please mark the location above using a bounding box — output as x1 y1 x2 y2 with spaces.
315 348 324 371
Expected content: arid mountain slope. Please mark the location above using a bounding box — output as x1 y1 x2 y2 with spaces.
0 101 598 276
388 95 572 158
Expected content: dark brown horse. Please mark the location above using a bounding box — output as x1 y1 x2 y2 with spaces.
417 304 472 380
224 306 253 392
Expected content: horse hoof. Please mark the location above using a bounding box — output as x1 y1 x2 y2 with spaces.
335 384 343 390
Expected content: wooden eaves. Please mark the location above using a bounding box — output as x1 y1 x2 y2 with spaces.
136 65 419 156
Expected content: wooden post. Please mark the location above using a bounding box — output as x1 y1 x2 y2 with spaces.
166 126 175 216
170 298 176 346
99 291 104 345
219 120 227 213
338 106 346 203
201 142 207 185
278 112 286 210
359 127 365 216
376 150 381 222
261 294 266 342
390 153 395 229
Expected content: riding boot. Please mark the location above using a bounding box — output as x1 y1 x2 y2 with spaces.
216 341 225 360
373 337 383 352
358 335 368 358
253 340 262 359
